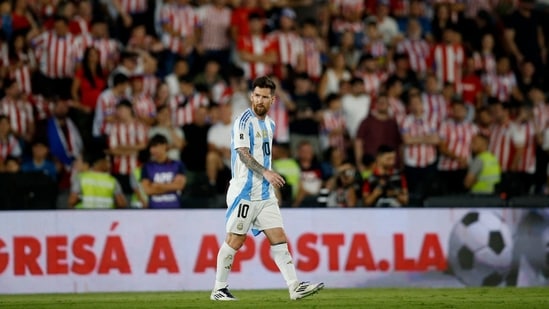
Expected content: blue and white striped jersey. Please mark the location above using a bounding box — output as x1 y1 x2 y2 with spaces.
229 108 276 201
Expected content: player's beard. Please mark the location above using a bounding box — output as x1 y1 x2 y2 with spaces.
253 104 268 117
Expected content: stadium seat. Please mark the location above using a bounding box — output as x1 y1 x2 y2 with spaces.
423 194 506 207
507 195 549 208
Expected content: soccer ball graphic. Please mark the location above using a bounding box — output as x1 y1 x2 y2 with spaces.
448 211 513 286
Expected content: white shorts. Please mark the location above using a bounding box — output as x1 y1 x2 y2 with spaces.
225 197 284 235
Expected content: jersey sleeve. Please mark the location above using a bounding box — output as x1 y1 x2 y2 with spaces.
233 115 251 149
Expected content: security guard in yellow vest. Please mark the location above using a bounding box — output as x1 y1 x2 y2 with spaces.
464 135 501 194
68 152 127 209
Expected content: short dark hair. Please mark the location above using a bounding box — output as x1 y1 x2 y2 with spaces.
31 138 49 148
84 151 108 166
252 76 276 94
112 73 129 87
385 76 401 90
149 134 168 147
350 77 364 85
450 95 465 106
116 99 133 110
325 93 341 105
302 18 317 27
178 74 193 84
4 155 20 165
54 15 69 24
362 154 375 166
248 12 263 21
475 133 490 144
377 145 395 156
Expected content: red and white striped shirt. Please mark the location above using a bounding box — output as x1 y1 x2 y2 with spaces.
483 72 517 103
438 119 478 170
363 38 387 59
429 43 464 87
268 97 289 143
0 134 22 160
109 121 148 175
169 92 209 127
533 102 549 132
510 121 537 174
211 80 229 105
421 92 448 127
160 3 199 54
0 97 34 138
401 116 438 167
9 51 36 95
388 97 407 126
132 93 156 121
269 31 304 69
76 34 121 70
32 31 80 78
70 16 90 36
396 38 430 75
302 37 323 81
331 0 365 15
198 4 231 51
117 0 147 14
142 75 159 98
237 34 277 80
489 122 513 172
473 51 496 75
321 109 346 155
331 19 364 34
29 94 54 121
356 71 384 98
92 89 124 137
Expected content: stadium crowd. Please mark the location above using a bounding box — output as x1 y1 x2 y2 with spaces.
0 0 548 208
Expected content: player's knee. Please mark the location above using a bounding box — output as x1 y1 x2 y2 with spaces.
265 228 287 245
226 233 246 250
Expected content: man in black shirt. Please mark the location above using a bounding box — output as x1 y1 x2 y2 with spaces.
289 73 322 158
504 0 546 71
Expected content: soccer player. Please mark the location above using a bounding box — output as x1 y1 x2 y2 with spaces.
210 76 324 301
140 134 186 209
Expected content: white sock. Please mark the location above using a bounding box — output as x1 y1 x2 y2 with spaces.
214 242 237 291
271 243 299 290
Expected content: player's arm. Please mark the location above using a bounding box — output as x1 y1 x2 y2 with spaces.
236 147 268 174
236 147 285 188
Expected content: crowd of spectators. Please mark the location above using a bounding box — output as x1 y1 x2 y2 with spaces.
0 0 549 208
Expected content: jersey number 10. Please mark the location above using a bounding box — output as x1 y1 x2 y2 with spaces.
237 203 250 218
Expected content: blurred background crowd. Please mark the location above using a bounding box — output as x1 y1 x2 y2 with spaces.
0 0 549 209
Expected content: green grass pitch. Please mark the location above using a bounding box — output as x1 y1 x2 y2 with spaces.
1 288 548 309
